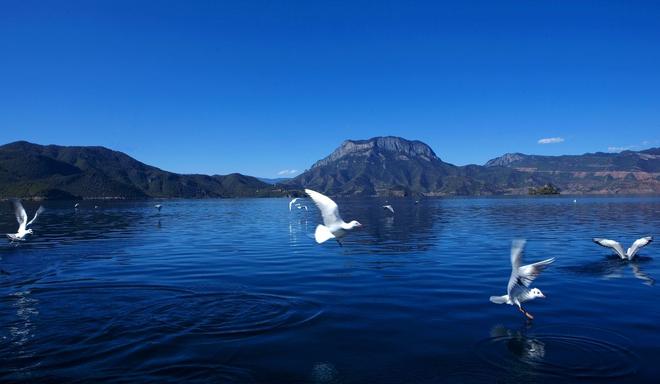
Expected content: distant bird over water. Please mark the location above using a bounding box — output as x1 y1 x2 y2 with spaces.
490 240 555 320
593 236 653 260
74 203 80 209
6 200 45 242
305 189 362 245
155 204 162 212
289 198 300 211
382 205 394 214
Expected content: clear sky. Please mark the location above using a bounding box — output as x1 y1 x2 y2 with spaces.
1 1 659 177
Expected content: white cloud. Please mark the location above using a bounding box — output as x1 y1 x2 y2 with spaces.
537 137 565 144
277 169 298 176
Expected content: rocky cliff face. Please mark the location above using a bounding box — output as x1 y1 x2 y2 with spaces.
287 136 484 196
312 136 439 168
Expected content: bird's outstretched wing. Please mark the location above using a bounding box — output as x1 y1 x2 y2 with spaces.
627 236 653 259
507 239 554 295
27 206 45 227
383 205 394 213
510 239 526 270
12 199 28 232
593 238 627 259
305 189 342 227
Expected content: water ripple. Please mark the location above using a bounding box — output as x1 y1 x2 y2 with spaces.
475 324 639 379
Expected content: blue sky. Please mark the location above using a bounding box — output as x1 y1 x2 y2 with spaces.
1 1 659 177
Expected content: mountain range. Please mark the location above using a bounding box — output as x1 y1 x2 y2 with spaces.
284 136 660 196
1 138 658 199
0 141 283 199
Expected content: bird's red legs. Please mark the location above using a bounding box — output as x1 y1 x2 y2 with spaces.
518 305 534 320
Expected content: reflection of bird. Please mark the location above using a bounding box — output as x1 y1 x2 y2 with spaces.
490 240 554 320
490 325 546 362
631 263 655 286
155 204 162 212
305 189 362 245
289 198 300 211
382 205 394 214
593 237 653 260
6 200 45 242
562 255 655 286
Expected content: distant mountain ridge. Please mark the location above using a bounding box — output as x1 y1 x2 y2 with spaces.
0 141 283 199
2 138 659 199
287 136 660 196
484 148 660 172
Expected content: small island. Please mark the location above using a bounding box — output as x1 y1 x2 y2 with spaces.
528 183 561 195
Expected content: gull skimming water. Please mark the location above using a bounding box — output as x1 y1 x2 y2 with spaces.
289 198 300 211
490 240 555 320
6 200 45 242
593 237 653 260
305 189 362 245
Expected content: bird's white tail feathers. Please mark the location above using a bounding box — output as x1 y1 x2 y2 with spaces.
489 295 509 304
314 225 336 244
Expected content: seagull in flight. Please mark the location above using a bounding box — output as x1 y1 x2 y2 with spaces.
155 204 162 211
74 203 80 209
490 240 555 320
593 236 653 260
305 189 362 245
382 205 394 214
289 198 300 211
6 200 45 242
296 204 308 211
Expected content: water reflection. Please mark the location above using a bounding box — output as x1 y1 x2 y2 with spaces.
564 255 655 286
489 324 545 363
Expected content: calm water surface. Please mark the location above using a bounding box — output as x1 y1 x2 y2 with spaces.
1 196 659 383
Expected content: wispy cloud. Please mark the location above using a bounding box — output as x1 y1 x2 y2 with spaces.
537 137 564 144
277 169 298 176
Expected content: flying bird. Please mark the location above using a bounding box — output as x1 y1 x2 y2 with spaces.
6 200 45 242
74 203 80 209
490 240 555 320
289 198 300 211
155 204 162 211
382 205 394 214
305 189 362 245
593 236 653 260
296 204 308 211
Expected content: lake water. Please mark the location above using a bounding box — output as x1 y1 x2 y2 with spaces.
1 196 659 383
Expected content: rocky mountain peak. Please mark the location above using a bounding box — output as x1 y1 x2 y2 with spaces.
484 153 526 167
311 136 439 169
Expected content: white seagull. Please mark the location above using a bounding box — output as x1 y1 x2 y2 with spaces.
289 198 300 211
6 200 45 242
490 240 555 320
382 205 394 214
74 203 80 209
155 204 162 211
593 236 653 260
296 204 308 211
305 189 362 245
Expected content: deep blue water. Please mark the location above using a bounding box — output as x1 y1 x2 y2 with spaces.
1 196 659 383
